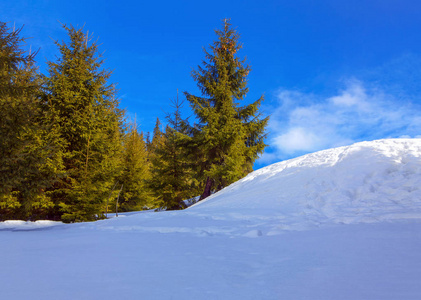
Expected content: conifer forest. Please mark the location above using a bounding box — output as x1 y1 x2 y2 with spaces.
0 20 268 222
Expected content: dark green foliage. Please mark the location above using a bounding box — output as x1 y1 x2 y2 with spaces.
118 122 155 211
148 97 199 210
44 24 124 222
0 22 63 220
149 117 164 152
185 19 268 200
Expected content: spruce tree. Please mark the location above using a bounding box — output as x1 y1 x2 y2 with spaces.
149 118 164 152
119 122 155 211
45 24 123 222
185 19 268 200
148 97 199 210
0 22 63 220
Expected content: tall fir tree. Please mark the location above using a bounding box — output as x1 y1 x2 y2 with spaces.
44 24 123 222
185 19 268 200
0 22 63 220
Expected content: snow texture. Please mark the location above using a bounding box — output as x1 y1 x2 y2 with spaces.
1 138 421 299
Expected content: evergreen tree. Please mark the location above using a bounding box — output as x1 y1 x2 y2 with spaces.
185 19 268 200
0 22 63 220
118 122 155 211
149 118 164 152
148 97 199 210
147 118 165 208
44 24 123 222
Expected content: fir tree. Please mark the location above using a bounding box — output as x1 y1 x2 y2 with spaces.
0 22 63 220
148 96 199 210
44 24 123 222
149 118 164 152
185 19 268 200
118 122 155 211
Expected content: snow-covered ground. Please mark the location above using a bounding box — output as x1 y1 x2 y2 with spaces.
2 138 421 299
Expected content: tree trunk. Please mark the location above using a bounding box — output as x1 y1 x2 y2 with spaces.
115 184 123 217
200 177 213 200
105 182 118 218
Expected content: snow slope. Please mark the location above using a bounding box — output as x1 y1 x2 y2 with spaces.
189 138 421 233
1 138 421 299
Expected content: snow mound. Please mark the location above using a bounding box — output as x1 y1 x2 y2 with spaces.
0 220 62 231
189 139 421 230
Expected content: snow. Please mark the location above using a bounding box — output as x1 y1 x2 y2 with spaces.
189 138 421 231
2 138 421 299
0 220 62 231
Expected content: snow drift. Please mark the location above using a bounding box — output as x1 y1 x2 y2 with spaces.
188 138 421 231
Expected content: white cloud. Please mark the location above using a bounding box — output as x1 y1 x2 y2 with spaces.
262 79 421 164
273 127 323 154
329 81 368 109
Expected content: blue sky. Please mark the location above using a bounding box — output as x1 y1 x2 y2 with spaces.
2 0 421 168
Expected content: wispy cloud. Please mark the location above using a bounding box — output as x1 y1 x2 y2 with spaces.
260 79 421 164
